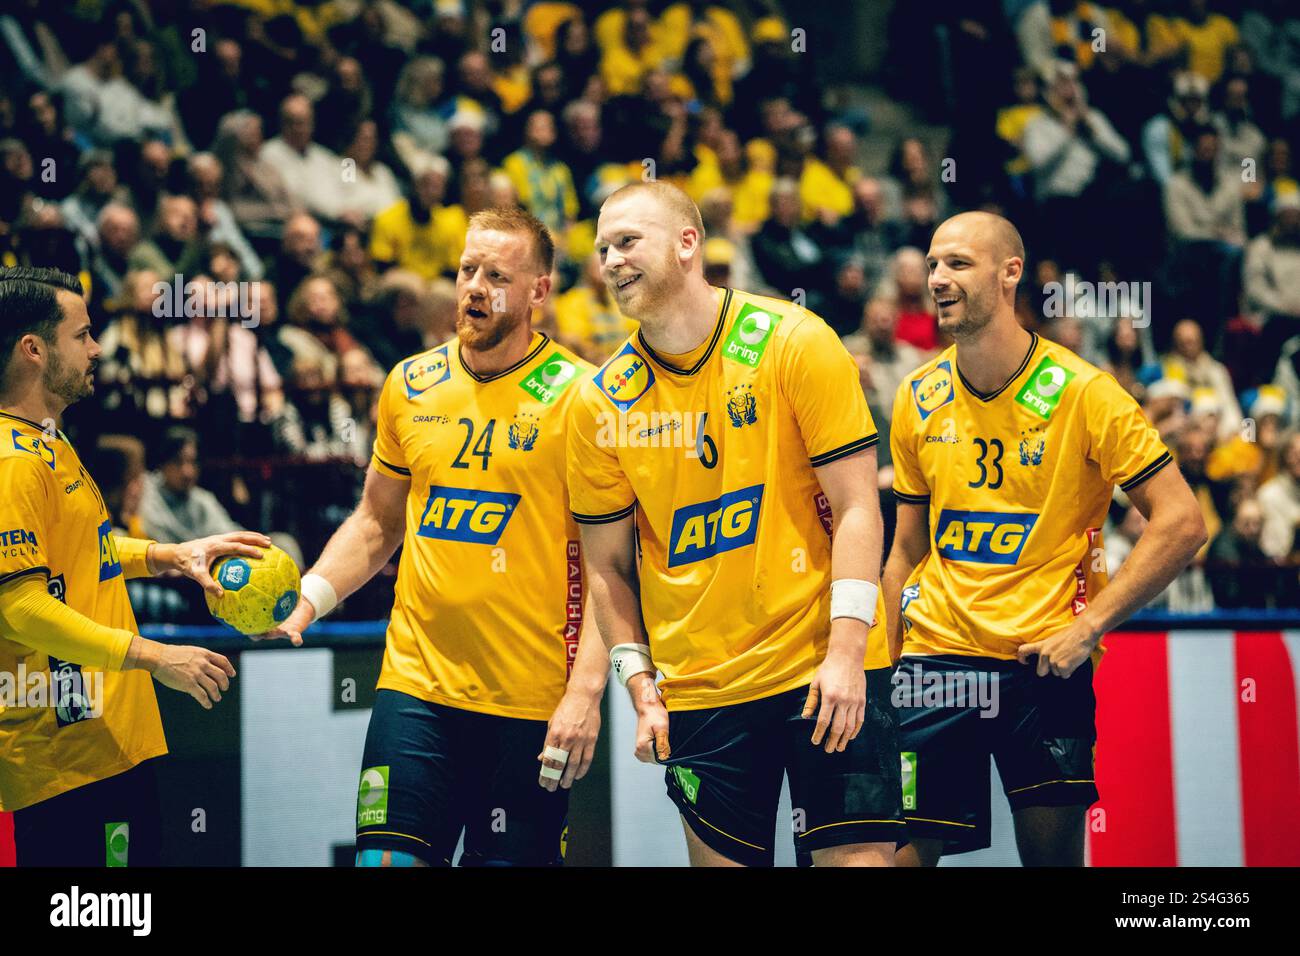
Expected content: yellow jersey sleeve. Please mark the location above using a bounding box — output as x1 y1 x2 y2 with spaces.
566 380 635 523
0 575 133 671
889 381 930 502
779 314 878 467
115 536 156 580
371 364 412 479
0 456 51 587
1082 372 1172 492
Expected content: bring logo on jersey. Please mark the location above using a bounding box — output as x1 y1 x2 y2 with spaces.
668 484 764 567
416 485 520 545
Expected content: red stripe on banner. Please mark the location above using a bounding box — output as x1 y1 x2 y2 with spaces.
1235 632 1300 866
1090 631 1178 866
0 812 13 867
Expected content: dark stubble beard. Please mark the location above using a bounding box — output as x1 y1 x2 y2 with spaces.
940 285 997 340
43 348 94 405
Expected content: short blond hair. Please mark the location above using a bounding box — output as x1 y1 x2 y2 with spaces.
467 206 555 272
603 180 705 241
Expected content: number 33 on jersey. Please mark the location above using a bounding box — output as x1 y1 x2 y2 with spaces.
890 333 1172 661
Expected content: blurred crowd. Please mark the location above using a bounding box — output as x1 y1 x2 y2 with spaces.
0 0 1296 616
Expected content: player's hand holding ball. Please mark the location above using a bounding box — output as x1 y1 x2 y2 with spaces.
204 543 302 637
161 531 273 597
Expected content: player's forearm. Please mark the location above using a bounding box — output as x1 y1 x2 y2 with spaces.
830 500 883 586
882 548 917 663
306 505 403 607
567 608 611 699
0 577 134 670
1080 507 1207 636
584 565 644 653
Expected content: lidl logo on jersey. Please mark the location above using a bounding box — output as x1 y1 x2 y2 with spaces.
934 509 1038 565
1015 357 1075 420
97 519 123 581
519 352 579 405
403 346 451 399
416 485 521 545
668 484 764 567
596 343 655 411
11 429 55 470
911 362 954 420
722 303 781 367
356 766 389 827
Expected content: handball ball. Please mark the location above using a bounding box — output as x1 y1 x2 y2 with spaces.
205 545 301 636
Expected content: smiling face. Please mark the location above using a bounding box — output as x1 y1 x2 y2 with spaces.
925 213 1023 339
596 190 698 321
456 227 549 352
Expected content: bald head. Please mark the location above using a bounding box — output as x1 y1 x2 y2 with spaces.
602 181 705 241
935 211 1024 265
926 212 1026 338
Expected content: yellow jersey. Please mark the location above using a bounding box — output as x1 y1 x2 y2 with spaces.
0 412 166 811
369 200 468 281
567 288 890 712
371 333 594 720
890 334 1172 661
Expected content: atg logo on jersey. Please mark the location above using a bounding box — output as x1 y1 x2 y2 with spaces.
12 429 55 470
416 485 521 545
912 362 954 421
596 343 655 412
934 509 1038 565
97 520 123 581
403 347 451 399
668 484 764 567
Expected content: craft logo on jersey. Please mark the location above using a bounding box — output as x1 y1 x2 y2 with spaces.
403 346 451 399
417 485 521 545
725 383 758 428
508 411 540 451
596 343 655 412
911 362 954 421
934 509 1038 564
668 483 764 567
519 352 578 405
97 519 123 581
12 429 56 470
1019 426 1046 466
722 302 780 367
1015 357 1075 420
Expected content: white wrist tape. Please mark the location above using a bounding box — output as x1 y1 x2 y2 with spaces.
299 573 338 620
609 643 656 686
830 579 878 626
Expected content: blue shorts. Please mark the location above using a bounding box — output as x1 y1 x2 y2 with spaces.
658 668 904 866
354 689 568 866
896 655 1099 854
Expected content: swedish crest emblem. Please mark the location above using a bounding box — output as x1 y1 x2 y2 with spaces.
508 412 540 451
1018 426 1046 466
725 383 758 428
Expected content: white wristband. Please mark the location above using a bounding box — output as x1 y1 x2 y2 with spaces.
830 578 879 626
609 643 656 686
299 573 338 620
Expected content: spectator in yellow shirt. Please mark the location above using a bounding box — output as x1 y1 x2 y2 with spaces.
1170 0 1240 85
599 6 666 97
369 157 467 281
554 252 636 364
500 110 579 236
685 128 773 232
